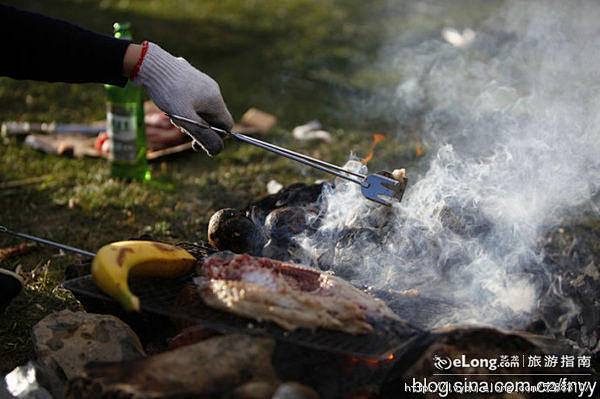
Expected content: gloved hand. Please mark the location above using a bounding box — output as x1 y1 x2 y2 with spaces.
132 42 233 156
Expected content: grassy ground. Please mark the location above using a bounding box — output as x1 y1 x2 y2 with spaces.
0 0 437 373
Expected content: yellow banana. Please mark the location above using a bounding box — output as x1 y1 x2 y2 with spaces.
91 240 197 312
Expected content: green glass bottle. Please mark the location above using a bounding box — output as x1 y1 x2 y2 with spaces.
105 22 150 181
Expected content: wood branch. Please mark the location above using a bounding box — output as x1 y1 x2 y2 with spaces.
0 242 37 260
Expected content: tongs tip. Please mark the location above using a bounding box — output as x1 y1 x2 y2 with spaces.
361 173 408 207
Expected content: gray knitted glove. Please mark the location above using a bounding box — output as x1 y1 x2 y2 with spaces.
133 42 233 156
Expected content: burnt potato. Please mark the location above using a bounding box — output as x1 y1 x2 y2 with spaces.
207 208 266 255
245 182 324 226
264 206 319 244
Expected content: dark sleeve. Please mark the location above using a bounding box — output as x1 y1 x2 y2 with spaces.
0 4 131 86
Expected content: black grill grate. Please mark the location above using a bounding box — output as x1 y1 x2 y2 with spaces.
62 274 426 360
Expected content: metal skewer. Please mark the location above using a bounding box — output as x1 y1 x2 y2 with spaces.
0 225 95 257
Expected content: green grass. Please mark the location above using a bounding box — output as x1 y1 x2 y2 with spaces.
0 0 504 373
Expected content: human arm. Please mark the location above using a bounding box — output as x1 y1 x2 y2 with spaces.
0 4 130 86
0 5 232 155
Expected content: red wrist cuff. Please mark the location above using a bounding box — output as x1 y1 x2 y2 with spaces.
130 41 149 80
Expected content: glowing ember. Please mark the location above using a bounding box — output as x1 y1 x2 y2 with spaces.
361 134 386 164
347 353 395 368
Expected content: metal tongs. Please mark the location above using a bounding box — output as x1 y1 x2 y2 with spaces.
167 113 407 206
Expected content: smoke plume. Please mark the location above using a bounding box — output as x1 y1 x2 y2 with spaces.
297 0 600 335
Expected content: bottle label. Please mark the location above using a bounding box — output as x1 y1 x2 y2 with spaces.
107 103 137 162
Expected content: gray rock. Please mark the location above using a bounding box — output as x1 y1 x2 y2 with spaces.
32 310 145 384
66 333 278 398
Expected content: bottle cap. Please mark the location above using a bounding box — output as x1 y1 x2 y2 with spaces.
113 22 132 39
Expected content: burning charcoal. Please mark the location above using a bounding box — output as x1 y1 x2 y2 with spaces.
260 206 320 262
316 247 335 271
208 208 267 255
439 202 491 238
264 207 319 244
332 228 382 280
261 240 295 262
537 222 600 352
173 240 217 264
347 203 395 231
246 182 324 226
273 182 324 208
335 227 381 249
246 194 280 226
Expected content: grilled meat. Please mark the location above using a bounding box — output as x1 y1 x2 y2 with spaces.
195 252 401 334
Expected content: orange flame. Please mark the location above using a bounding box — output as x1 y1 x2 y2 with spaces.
413 132 422 157
349 353 395 366
361 134 386 164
